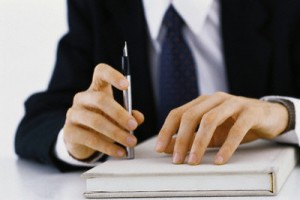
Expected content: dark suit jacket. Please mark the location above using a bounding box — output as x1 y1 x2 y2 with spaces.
15 0 300 171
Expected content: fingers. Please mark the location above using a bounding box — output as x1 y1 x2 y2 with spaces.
155 108 183 153
64 105 142 159
89 63 129 91
73 91 138 131
64 125 127 158
155 96 208 152
159 92 233 164
66 107 137 148
132 110 145 125
214 113 252 165
163 138 176 154
156 92 287 166
187 97 242 165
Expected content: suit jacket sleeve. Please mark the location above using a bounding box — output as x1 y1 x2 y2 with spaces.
15 0 98 172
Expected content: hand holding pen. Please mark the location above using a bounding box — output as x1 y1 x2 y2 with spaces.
62 44 144 161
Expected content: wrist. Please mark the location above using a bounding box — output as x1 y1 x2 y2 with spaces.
268 99 295 133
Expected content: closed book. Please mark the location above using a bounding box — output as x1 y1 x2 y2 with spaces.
82 137 298 198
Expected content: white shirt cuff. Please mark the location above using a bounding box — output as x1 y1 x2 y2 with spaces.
54 129 104 167
261 96 300 146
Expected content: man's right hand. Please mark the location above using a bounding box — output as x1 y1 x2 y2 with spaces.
63 63 144 160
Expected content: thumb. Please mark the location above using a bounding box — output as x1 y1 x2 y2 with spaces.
89 63 128 91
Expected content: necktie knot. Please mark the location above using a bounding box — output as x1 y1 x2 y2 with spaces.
162 6 184 32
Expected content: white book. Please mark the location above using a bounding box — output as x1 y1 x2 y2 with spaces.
82 137 298 198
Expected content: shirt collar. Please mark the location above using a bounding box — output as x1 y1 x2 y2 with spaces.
142 0 214 40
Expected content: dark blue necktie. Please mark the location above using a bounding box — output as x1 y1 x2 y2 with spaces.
158 6 199 127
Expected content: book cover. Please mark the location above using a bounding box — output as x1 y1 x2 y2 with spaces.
82 137 298 198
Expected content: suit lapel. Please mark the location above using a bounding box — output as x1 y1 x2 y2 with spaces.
221 0 272 98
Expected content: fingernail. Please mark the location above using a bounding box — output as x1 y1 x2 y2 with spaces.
215 155 224 165
155 141 164 152
173 153 182 164
119 79 128 88
117 150 125 157
127 136 137 146
188 153 198 165
128 119 138 130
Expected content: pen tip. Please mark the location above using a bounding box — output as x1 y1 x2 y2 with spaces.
123 41 128 57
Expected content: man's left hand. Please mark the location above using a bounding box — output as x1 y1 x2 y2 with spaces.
155 92 289 165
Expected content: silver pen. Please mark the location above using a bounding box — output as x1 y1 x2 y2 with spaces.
122 42 134 159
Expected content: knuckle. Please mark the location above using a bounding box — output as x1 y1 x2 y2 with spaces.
108 109 131 129
113 108 128 121
63 132 74 145
99 144 111 155
242 106 252 114
181 111 197 125
66 108 73 121
234 96 245 106
85 136 98 148
62 124 72 138
234 95 244 102
214 91 228 98
169 108 179 117
72 91 89 106
230 126 244 137
107 146 121 157
95 63 106 73
109 126 119 138
201 112 216 127
94 138 118 156
224 97 243 110
73 92 84 104
89 116 100 130
240 105 257 119
168 108 181 120
175 137 189 148
106 127 121 142
66 108 78 123
158 126 171 138
229 126 246 142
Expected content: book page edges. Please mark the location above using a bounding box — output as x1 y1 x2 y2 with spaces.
83 190 273 198
272 146 298 194
85 172 271 194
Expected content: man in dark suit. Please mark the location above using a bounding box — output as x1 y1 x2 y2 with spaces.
15 0 300 171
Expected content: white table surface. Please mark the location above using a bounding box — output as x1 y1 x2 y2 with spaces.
0 157 299 200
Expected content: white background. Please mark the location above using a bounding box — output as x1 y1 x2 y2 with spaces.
0 0 67 158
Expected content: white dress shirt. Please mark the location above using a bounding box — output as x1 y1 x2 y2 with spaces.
55 0 300 166
144 0 228 100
